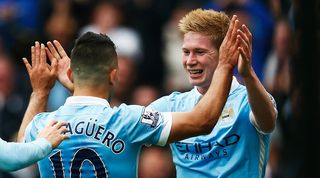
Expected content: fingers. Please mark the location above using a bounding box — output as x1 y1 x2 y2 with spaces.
241 24 252 45
237 33 249 54
44 120 70 149
53 40 67 58
237 29 249 47
238 47 249 62
225 15 237 39
50 120 69 134
31 46 35 66
35 41 40 66
45 47 55 63
61 134 70 140
48 120 59 127
55 121 69 139
22 57 32 74
58 125 69 135
46 120 69 133
53 120 68 129
50 57 58 75
47 41 60 59
237 25 252 61
234 36 241 55
40 43 46 65
231 19 240 42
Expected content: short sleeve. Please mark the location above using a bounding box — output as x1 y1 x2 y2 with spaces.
249 92 278 134
125 106 172 146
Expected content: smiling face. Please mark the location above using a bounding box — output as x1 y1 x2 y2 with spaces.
182 32 219 94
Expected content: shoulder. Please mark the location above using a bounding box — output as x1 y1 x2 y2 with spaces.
117 103 145 112
150 90 196 107
34 111 58 124
28 111 58 133
116 104 146 120
24 111 54 142
151 89 199 112
30 112 51 127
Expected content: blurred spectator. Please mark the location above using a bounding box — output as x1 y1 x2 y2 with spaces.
263 18 292 133
80 0 142 61
268 0 292 19
79 1 145 107
0 54 26 141
139 146 176 178
43 0 77 51
111 56 138 106
264 18 292 96
131 84 160 106
264 18 293 178
162 3 195 92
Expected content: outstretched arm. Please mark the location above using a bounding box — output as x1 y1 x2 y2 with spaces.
17 42 58 142
237 24 277 133
0 120 68 171
168 15 241 143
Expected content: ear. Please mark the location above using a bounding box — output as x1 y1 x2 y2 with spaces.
67 68 73 82
109 68 118 86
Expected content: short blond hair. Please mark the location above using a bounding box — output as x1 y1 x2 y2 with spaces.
179 8 230 48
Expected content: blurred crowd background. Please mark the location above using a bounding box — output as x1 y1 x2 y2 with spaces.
0 0 319 178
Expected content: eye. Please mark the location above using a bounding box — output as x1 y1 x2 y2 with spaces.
183 50 190 56
196 51 205 56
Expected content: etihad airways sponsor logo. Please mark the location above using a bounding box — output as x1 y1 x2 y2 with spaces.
174 134 240 160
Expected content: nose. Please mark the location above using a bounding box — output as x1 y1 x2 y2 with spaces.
186 53 197 65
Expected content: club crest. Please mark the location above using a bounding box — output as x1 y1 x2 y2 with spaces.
140 109 160 128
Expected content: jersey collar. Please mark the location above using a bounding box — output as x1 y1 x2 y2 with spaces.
64 96 110 107
194 76 240 97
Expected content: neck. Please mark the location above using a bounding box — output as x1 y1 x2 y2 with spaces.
196 76 235 95
73 85 110 99
196 86 208 95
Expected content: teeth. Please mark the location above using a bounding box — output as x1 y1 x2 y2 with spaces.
189 70 202 74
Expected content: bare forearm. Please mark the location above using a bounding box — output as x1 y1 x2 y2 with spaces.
17 92 49 142
168 65 233 143
243 69 277 133
193 64 233 132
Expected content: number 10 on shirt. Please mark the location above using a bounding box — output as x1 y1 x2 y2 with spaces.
49 148 108 178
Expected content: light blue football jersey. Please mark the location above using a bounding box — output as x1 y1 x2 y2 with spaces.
25 96 172 178
149 78 276 178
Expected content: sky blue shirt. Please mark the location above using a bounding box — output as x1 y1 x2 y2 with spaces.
24 96 172 178
149 78 276 178
0 138 51 171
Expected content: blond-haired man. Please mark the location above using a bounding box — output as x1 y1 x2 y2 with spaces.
148 9 277 178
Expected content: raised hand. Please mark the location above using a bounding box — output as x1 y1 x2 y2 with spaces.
37 120 69 149
237 24 253 78
218 15 241 68
46 40 74 92
23 41 58 96
18 42 58 142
